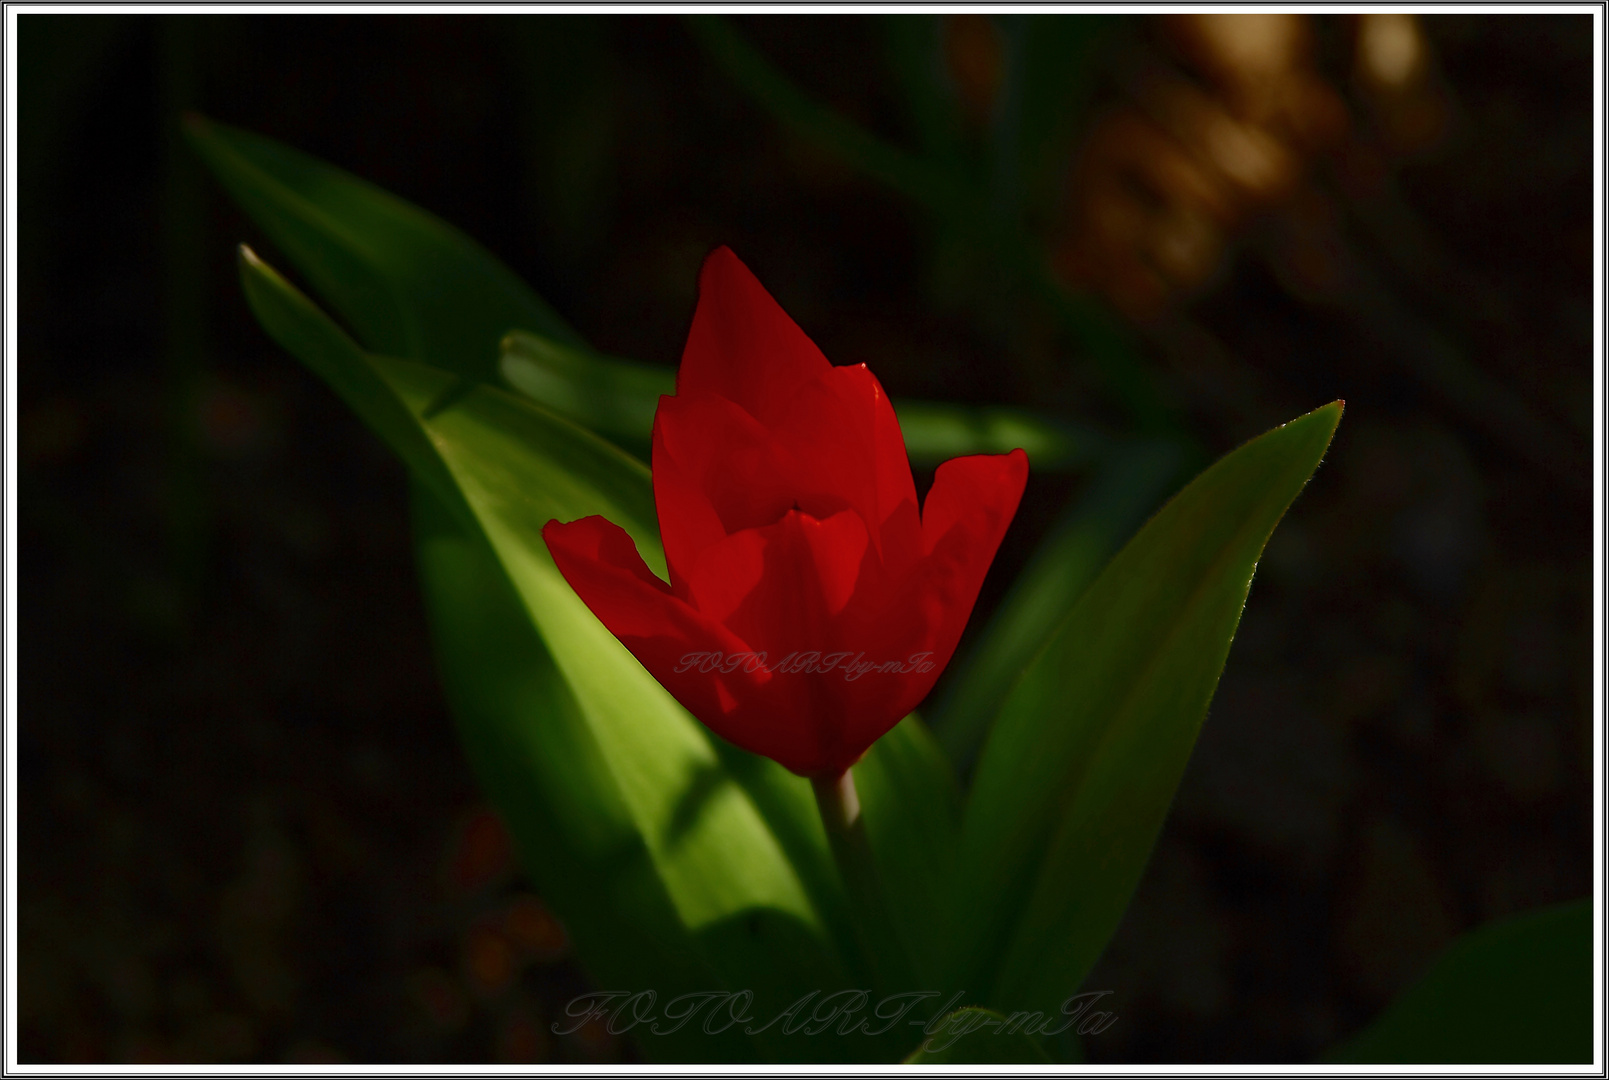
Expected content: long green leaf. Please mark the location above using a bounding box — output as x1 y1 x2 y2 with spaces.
497 330 667 451
186 113 582 382
239 245 871 1061
932 437 1184 770
233 247 472 527
202 119 992 1061
1325 900 1593 1064
499 328 1104 471
411 482 745 1058
946 403 1343 1014
187 114 1106 474
852 715 961 990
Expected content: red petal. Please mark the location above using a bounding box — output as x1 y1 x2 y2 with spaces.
646 425 726 597
771 364 920 562
685 509 869 645
921 448 1029 558
680 504 961 777
655 393 799 535
542 514 839 776
677 247 832 429
831 449 1028 752
683 509 875 774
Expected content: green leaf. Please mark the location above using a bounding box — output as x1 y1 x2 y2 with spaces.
500 328 1104 471
186 113 582 383
1325 900 1592 1064
902 1007 1054 1064
945 403 1343 1014
186 112 1104 472
212 122 993 1061
498 329 668 452
931 437 1184 771
411 481 740 1059
239 245 873 1062
852 715 961 990
236 245 471 528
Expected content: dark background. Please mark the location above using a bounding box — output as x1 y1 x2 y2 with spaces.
18 13 1595 1064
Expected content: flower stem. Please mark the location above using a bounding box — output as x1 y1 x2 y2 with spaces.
811 768 916 994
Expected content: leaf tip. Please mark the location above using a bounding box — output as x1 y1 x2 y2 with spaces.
1298 399 1345 440
1326 398 1346 429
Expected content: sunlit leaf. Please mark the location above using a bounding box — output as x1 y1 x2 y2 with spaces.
239 244 877 1061
412 481 742 1058
945 403 1342 1015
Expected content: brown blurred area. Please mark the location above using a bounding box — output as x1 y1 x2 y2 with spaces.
1054 13 1356 318
18 13 1593 1063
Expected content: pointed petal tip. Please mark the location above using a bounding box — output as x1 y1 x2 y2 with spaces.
678 243 832 421
699 244 743 281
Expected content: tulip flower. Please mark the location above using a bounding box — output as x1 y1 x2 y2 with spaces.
543 247 1027 781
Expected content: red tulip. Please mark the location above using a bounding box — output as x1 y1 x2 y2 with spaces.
543 247 1027 779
